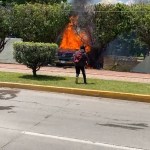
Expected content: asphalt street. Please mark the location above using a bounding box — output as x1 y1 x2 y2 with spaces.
0 87 150 150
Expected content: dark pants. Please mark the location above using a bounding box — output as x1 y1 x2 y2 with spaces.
75 66 86 83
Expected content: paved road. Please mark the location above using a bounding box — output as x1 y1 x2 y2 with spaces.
0 87 150 150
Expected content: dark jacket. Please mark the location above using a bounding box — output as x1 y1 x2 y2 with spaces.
74 49 88 67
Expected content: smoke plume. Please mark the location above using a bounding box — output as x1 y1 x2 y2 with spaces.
70 0 92 12
67 0 96 48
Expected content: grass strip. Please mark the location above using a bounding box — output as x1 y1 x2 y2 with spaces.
0 71 150 95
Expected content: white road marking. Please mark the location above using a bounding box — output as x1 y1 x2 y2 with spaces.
22 131 145 150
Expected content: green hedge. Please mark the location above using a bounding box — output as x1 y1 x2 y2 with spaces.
14 42 58 76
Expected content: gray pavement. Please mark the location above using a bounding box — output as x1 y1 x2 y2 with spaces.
0 88 150 150
0 63 150 84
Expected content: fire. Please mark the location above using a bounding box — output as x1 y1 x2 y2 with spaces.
59 16 91 52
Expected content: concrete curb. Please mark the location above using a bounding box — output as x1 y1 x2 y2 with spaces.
0 82 150 103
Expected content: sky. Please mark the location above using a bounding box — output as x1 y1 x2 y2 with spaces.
93 0 130 4
68 0 131 5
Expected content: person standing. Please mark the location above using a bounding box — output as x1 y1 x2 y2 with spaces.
73 45 88 84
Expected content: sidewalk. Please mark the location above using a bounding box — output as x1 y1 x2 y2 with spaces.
0 63 150 84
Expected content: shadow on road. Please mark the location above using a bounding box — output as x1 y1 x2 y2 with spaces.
96 123 149 130
0 106 15 110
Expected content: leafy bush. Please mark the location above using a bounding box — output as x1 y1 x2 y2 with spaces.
10 3 70 43
13 42 58 76
1 0 67 5
131 4 150 54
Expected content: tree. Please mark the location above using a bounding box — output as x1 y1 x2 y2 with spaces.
10 3 70 43
107 31 149 58
91 3 132 68
14 42 58 77
131 4 150 55
133 0 150 4
1 0 67 5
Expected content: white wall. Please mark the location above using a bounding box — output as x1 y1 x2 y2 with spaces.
0 38 22 64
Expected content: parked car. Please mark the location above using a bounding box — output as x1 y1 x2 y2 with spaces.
55 49 77 66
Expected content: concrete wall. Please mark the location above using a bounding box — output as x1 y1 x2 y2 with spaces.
0 38 22 64
131 55 150 73
104 55 139 72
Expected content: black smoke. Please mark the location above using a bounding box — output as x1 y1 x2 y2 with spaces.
70 0 93 12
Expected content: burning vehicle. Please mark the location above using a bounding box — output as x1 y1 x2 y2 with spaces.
55 15 91 66
55 49 76 66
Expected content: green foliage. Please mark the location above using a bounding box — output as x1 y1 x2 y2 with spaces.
13 42 58 76
129 36 149 58
0 71 150 95
10 3 70 43
1 0 67 5
107 31 149 57
93 3 132 48
89 3 132 68
131 4 150 52
0 6 10 52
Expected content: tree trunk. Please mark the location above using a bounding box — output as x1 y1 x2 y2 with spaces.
89 45 106 69
0 39 6 53
32 68 37 77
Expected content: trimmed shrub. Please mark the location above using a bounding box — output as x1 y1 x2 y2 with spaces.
13 42 58 76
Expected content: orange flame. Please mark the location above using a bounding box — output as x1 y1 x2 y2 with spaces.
59 16 91 52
